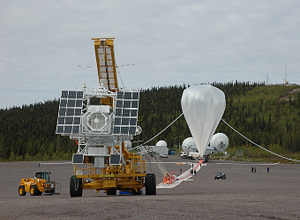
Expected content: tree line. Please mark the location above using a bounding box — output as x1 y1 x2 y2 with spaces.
0 81 300 161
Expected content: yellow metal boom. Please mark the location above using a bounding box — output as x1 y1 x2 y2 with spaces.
92 38 119 92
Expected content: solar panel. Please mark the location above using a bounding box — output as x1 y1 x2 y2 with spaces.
121 118 130 125
124 92 131 99
72 154 84 164
116 109 122 116
132 100 138 108
67 99 75 107
73 117 80 124
60 99 67 107
113 127 120 134
117 92 124 99
132 92 139 99
72 126 80 134
77 91 84 98
58 117 65 124
59 108 66 116
131 110 137 117
66 108 75 116
116 100 122 108
113 91 139 136
57 126 63 133
130 118 137 125
65 117 73 124
124 101 131 108
115 117 121 125
65 126 72 133
62 91 68 98
56 90 84 135
69 91 76 98
96 45 116 90
75 109 81 116
123 109 130 117
121 127 129 134
129 127 136 135
110 154 121 165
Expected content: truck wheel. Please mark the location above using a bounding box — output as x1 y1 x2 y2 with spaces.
145 173 156 195
107 188 116 195
70 176 82 197
30 185 40 196
18 185 26 196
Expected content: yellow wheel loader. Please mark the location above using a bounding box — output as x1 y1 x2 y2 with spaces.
18 172 61 196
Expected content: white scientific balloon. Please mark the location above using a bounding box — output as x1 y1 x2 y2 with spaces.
181 85 226 157
209 133 229 152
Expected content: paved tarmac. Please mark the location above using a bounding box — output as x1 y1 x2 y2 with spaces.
1 157 300 219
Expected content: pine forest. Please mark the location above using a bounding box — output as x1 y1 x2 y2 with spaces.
1 81 300 162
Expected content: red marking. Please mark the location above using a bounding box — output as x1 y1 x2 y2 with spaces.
163 172 176 184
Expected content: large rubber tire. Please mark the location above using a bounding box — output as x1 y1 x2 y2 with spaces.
107 188 117 195
30 185 40 196
70 176 82 197
145 173 156 195
18 185 26 196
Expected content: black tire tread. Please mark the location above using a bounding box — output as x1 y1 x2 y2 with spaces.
107 188 117 195
70 176 82 197
145 173 156 195
30 185 40 196
18 185 26 196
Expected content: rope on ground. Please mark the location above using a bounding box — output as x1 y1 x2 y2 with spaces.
221 118 300 163
152 154 169 175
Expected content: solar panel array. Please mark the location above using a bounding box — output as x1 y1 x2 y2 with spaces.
97 45 117 90
113 91 139 136
56 90 84 135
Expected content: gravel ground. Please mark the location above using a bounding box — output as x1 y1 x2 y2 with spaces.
1 157 300 220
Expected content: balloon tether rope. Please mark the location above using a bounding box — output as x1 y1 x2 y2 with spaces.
221 119 300 162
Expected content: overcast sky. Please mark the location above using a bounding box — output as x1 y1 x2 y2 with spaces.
1 0 299 109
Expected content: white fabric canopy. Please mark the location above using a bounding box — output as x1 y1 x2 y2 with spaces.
181 85 226 157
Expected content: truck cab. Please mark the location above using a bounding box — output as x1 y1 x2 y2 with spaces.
35 172 51 182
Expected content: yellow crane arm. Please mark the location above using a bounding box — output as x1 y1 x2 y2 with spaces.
92 38 119 92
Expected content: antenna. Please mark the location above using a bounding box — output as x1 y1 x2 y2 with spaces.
285 64 288 86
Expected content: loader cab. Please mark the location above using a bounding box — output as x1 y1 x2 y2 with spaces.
35 172 51 182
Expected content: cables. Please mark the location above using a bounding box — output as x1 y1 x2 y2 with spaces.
131 109 299 163
221 118 300 163
130 113 184 151
130 113 184 176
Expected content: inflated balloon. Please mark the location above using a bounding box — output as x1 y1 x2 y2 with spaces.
181 85 226 157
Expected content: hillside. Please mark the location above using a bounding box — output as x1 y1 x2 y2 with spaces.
0 81 300 162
